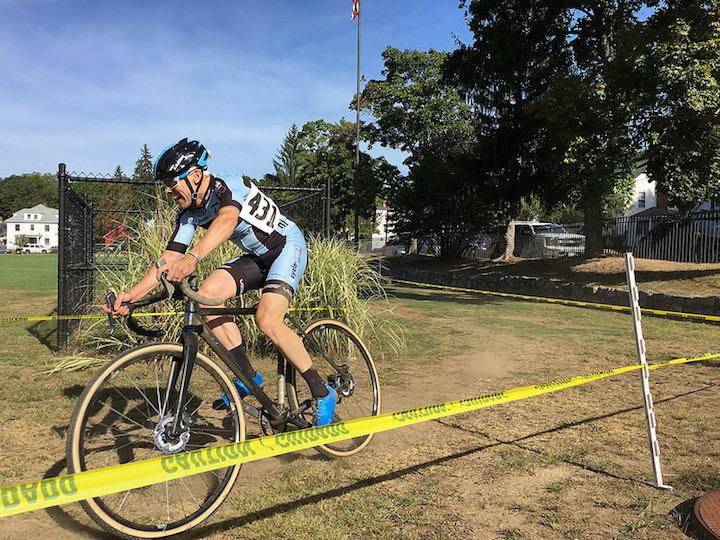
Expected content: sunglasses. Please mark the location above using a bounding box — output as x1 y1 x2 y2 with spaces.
161 168 196 191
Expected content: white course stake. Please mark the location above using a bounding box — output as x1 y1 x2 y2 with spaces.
624 252 673 491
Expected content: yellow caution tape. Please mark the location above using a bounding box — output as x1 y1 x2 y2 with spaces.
1 350 717 518
0 312 178 324
392 279 720 324
0 307 335 324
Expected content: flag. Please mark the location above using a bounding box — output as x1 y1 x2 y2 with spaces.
351 0 360 20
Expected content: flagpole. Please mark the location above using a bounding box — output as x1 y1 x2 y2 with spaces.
353 0 361 248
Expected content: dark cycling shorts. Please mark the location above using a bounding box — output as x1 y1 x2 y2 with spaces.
218 235 307 301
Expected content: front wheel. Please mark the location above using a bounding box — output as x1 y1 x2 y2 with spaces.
66 343 245 539
288 319 381 458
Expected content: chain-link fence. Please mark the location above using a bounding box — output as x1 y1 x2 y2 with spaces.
58 164 330 348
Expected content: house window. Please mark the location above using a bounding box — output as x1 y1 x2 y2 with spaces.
638 191 646 209
30 224 34 231
45 225 49 232
15 224 19 231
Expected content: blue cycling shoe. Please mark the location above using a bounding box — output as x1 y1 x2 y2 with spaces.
313 385 337 426
212 372 264 410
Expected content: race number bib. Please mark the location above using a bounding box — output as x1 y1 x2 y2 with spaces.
238 183 280 234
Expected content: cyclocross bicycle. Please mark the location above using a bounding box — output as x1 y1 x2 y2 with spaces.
66 273 381 539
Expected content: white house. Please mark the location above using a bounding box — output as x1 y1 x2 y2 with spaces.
5 203 59 250
624 162 720 216
625 169 661 216
372 202 390 250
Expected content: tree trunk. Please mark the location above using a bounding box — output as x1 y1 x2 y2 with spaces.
583 206 604 257
494 219 516 261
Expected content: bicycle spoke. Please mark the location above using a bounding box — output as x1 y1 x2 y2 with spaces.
155 361 166 417
123 371 161 417
96 400 152 433
176 475 202 508
165 481 170 524
190 427 235 436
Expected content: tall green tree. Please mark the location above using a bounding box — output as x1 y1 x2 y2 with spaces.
297 120 396 234
456 0 719 254
447 0 644 256
129 144 157 211
0 173 58 218
264 124 306 187
532 1 648 254
639 1 720 211
133 144 154 183
447 1 577 256
363 48 476 159
361 47 485 254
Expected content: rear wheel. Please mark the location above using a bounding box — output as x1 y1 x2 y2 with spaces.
66 343 245 539
288 319 381 458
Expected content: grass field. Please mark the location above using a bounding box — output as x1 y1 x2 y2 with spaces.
0 253 57 294
1 255 720 538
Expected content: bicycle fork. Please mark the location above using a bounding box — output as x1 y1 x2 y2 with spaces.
159 307 202 446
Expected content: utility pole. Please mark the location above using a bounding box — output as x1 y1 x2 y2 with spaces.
353 0 361 248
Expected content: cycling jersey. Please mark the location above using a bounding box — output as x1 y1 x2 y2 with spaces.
166 174 307 295
166 174 298 256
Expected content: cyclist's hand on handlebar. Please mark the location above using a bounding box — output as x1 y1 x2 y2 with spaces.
154 255 197 284
102 292 133 317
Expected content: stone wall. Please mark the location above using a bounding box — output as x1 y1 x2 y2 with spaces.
386 266 720 317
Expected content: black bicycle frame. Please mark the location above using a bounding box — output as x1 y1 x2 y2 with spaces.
165 301 310 437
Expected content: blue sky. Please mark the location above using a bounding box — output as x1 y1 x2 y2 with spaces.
0 1 472 180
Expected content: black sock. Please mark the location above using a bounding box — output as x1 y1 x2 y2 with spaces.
301 368 329 398
230 344 256 378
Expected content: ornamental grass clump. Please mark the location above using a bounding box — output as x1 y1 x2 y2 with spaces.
70 194 403 366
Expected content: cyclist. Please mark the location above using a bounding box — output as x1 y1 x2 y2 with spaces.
103 137 337 426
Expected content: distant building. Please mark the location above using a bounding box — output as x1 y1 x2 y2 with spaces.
372 202 390 250
5 203 59 250
624 163 670 217
624 162 719 217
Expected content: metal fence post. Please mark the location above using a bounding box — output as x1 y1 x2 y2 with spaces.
325 176 331 238
57 163 68 349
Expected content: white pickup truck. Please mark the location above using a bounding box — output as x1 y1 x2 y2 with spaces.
514 221 585 258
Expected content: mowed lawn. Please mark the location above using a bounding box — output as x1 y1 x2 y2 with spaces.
0 253 57 295
0 255 719 538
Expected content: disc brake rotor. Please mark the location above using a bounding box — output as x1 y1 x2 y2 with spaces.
153 414 191 454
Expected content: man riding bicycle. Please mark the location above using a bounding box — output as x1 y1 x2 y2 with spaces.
103 137 337 426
